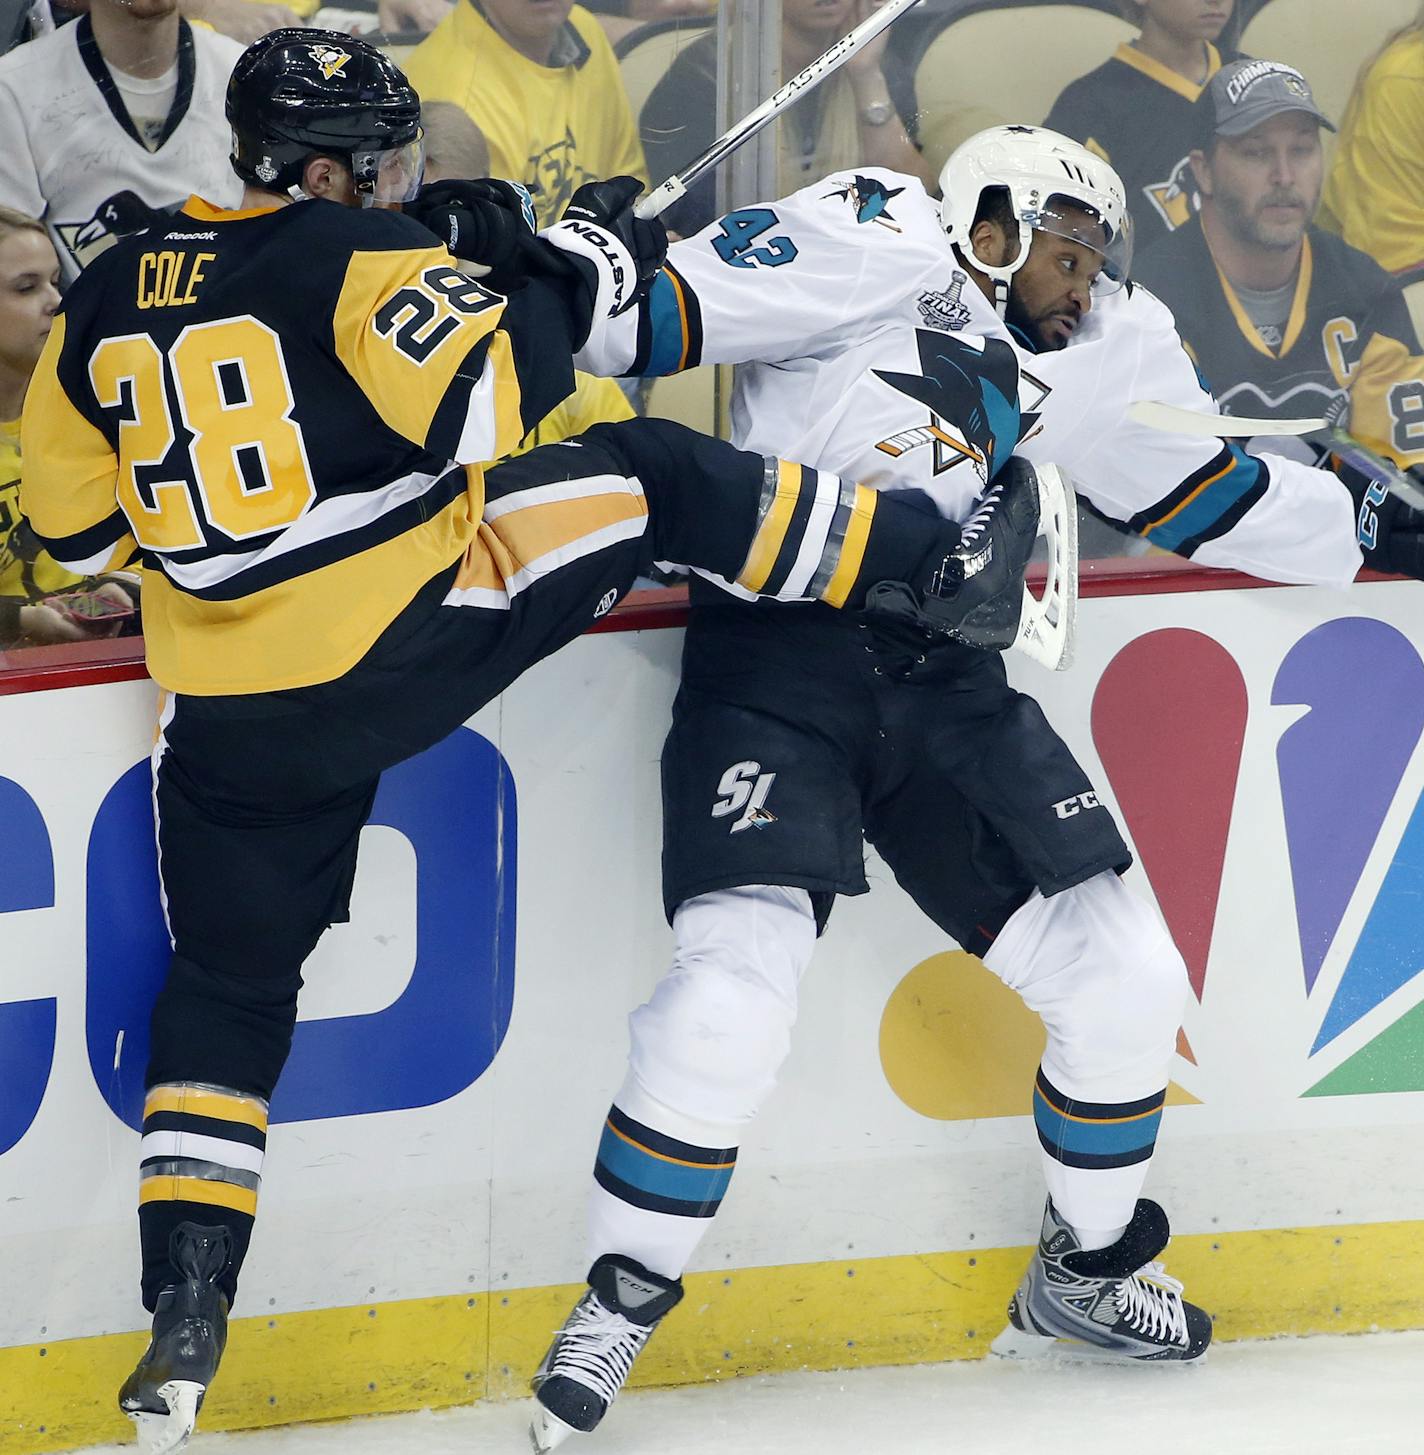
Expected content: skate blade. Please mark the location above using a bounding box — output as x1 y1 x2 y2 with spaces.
990 1323 1207 1366
529 1404 578 1453
128 1380 203 1455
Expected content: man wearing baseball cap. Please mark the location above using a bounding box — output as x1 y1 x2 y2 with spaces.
1135 58 1424 476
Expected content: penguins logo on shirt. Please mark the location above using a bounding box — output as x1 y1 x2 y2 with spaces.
54 191 159 273
1144 154 1197 233
310 45 351 81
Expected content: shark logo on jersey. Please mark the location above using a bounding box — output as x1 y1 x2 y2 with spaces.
310 44 351 81
825 175 905 231
1144 154 1197 234
873 330 1027 480
917 274 974 332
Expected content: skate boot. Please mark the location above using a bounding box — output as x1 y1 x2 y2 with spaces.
529 1253 684 1452
119 1223 232 1454
992 1198 1212 1362
865 456 1043 647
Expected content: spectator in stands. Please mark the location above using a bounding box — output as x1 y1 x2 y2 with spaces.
1323 7 1424 330
0 0 244 283
419 105 636 449
0 208 134 646
1136 60 1424 478
1045 0 1238 254
179 0 306 47
403 0 646 230
641 0 932 238
176 0 452 47
421 99 492 183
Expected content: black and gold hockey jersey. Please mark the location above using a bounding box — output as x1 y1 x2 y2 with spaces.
1135 219 1424 469
1044 43 1234 255
21 196 578 695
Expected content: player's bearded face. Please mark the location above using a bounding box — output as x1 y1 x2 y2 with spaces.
0 229 61 374
1199 114 1323 252
1005 230 1101 352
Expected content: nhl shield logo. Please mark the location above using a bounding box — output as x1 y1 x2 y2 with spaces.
310 43 351 81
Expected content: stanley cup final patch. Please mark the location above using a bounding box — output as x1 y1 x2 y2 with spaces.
917 273 974 332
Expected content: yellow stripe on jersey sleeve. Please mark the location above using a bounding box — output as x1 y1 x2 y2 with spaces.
333 245 518 461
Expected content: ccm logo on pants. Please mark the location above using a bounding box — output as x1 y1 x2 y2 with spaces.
1052 790 1102 819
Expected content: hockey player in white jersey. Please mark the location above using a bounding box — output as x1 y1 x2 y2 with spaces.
526 127 1424 1451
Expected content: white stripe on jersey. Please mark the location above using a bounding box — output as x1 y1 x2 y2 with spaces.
138 1129 265 1176
483 472 645 521
158 466 453 592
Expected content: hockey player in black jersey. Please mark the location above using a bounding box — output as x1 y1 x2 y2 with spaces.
19 30 1033 1454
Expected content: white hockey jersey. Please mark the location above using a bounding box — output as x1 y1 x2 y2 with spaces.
0 17 244 284
578 168 1362 589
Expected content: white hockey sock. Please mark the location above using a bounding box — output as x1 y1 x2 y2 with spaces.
1070 1222 1129 1254
983 872 1190 1236
585 1180 714 1282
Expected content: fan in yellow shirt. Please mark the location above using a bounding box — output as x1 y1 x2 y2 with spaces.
1324 12 1424 324
403 0 647 230
0 208 133 647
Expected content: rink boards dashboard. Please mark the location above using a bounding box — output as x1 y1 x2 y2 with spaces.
1 566 1421 1452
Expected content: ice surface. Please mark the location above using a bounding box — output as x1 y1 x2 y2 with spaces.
79 1330 1424 1455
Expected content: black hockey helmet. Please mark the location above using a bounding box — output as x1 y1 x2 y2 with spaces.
227 28 423 203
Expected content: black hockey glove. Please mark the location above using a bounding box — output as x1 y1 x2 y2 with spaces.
404 179 542 292
541 176 668 335
1337 455 1424 579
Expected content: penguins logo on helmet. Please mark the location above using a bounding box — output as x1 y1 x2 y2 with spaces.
310 44 350 81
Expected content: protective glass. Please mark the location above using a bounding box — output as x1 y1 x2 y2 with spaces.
353 134 425 207
1023 194 1134 295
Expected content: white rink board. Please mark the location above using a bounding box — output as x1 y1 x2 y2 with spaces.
1 580 1423 1354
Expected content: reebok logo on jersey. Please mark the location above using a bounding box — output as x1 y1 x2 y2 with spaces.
711 760 778 833
1052 791 1102 819
166 231 217 242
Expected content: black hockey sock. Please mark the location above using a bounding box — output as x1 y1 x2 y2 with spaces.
137 1082 267 1310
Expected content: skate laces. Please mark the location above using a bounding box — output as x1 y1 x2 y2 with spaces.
547 1292 653 1408
957 483 1005 552
1114 1261 1188 1345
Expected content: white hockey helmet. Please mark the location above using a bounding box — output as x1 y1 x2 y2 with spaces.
939 125 1132 308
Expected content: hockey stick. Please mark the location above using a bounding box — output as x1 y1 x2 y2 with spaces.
1128 400 1424 511
1017 463 1078 672
634 0 924 221
1319 428 1424 513
1127 399 1328 438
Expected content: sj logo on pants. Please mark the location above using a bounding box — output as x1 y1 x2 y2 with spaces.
712 760 778 833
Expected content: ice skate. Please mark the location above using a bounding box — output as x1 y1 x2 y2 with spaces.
118 1223 231 1454
529 1253 684 1452
992 1198 1211 1363
865 456 1046 649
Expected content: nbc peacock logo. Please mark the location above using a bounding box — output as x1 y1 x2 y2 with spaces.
879 618 1424 1115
